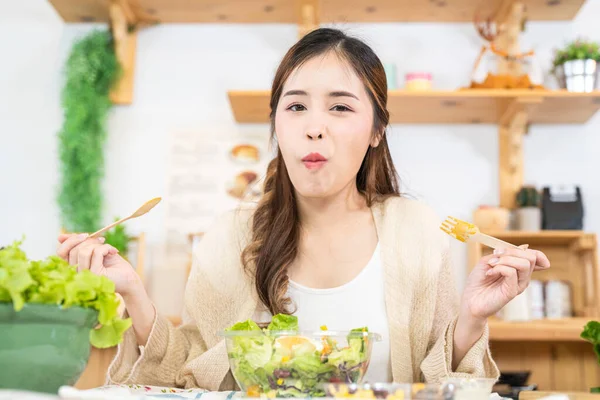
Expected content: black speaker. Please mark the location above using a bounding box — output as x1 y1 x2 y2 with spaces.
541 186 584 230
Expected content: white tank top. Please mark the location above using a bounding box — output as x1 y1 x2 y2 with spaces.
253 242 392 383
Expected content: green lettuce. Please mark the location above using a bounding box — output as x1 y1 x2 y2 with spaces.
0 239 131 348
267 313 298 331
581 320 600 364
348 327 369 356
0 241 34 310
226 314 371 397
226 317 273 369
226 319 262 332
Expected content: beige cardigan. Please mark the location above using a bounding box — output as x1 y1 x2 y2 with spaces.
107 196 500 390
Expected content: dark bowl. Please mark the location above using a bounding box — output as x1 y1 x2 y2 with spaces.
498 371 531 387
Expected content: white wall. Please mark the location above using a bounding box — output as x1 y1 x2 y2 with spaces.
0 0 64 256
2 0 599 314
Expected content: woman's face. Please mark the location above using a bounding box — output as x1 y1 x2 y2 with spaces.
275 52 378 199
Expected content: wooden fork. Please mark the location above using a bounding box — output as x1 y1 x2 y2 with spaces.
89 197 162 238
440 216 520 250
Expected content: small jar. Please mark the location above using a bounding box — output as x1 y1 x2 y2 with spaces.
405 72 432 91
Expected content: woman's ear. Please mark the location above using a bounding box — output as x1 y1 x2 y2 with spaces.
370 130 383 148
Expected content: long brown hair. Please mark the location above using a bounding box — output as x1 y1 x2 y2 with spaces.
241 28 401 316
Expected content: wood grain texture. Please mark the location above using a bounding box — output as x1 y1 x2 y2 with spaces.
492 342 600 391
521 392 600 400
49 0 586 23
228 90 600 124
109 1 138 105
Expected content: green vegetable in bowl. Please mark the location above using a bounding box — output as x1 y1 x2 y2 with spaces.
223 314 377 398
0 239 131 348
267 313 299 331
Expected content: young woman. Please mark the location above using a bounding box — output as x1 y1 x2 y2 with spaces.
57 28 550 390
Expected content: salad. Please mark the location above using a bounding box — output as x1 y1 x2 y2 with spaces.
0 239 131 348
223 314 377 398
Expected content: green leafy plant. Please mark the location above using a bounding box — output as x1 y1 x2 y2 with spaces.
0 239 131 348
552 38 600 69
516 186 541 208
581 321 600 392
58 29 120 233
104 217 131 256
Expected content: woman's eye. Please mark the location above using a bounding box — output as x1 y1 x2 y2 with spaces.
287 104 306 112
331 105 351 112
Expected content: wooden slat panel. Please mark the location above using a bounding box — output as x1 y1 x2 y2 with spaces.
553 343 585 391
582 341 600 391
490 341 524 372
492 342 600 392
228 90 600 124
523 343 552 391
49 0 586 23
521 392 600 400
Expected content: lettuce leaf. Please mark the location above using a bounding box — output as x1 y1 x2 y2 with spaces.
268 314 298 331
0 239 131 348
226 319 262 332
581 321 600 364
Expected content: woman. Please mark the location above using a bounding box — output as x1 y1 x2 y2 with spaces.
57 28 550 390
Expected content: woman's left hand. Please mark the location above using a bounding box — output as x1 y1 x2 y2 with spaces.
461 246 551 322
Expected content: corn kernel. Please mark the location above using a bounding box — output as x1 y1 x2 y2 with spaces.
277 378 284 385
281 356 290 363
246 385 260 398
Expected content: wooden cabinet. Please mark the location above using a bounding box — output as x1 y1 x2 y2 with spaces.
469 231 600 391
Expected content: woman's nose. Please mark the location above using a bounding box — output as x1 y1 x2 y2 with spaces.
306 126 326 140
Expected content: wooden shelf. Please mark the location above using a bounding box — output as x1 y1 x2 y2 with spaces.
482 230 589 246
488 317 590 341
228 90 600 124
49 0 586 23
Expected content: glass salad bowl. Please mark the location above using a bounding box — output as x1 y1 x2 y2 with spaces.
220 327 381 397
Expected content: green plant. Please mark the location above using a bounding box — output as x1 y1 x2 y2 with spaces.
104 217 131 256
581 321 600 392
516 186 540 208
58 30 120 233
552 38 600 69
0 239 131 348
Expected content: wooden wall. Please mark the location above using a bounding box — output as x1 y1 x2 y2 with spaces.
491 341 600 391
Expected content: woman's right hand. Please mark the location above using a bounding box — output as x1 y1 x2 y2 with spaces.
57 233 144 297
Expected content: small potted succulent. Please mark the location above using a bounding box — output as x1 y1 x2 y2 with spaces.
515 186 541 231
581 321 600 393
552 38 600 92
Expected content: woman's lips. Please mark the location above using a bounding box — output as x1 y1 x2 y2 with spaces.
302 153 327 170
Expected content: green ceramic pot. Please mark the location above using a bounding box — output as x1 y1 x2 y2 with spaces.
0 303 98 394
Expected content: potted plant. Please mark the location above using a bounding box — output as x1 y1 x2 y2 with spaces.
515 186 541 231
581 321 600 392
552 38 600 92
0 240 131 393
104 216 131 256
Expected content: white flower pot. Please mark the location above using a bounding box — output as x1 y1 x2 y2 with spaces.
555 59 599 92
516 207 541 231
